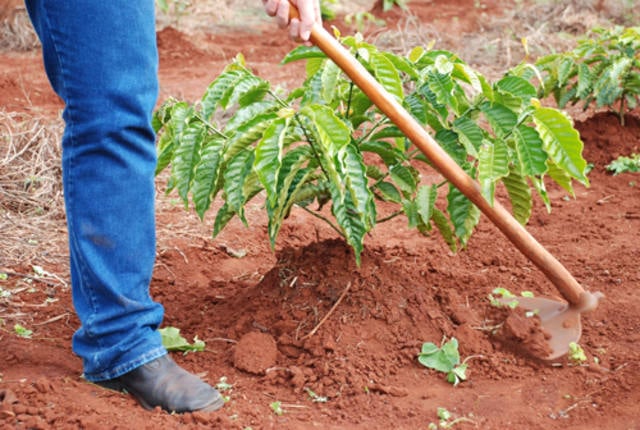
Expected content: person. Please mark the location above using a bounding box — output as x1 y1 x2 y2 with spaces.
24 0 321 414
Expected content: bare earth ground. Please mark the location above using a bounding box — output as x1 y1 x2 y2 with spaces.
1 1 640 429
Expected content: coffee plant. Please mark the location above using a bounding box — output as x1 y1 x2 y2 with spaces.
531 26 640 125
153 34 589 263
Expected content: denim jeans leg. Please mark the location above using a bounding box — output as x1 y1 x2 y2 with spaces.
25 0 167 381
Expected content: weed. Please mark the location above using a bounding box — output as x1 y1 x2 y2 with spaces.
606 153 640 175
14 323 33 338
270 400 284 416
418 337 480 385
428 407 476 429
305 387 328 403
381 0 407 12
568 342 587 365
488 287 534 311
216 376 233 402
158 326 205 354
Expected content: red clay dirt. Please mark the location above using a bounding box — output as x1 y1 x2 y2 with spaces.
1 1 640 429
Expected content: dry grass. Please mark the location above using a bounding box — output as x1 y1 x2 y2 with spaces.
0 111 66 271
0 5 38 51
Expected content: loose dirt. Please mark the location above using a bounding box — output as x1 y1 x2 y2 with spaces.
1 1 639 429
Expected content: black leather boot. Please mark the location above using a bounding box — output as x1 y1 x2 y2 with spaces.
96 355 224 413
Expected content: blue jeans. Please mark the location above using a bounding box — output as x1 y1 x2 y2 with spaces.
25 1 167 381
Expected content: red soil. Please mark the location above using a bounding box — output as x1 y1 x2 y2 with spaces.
1 1 639 429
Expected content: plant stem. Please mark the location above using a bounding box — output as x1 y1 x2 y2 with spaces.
195 112 228 139
299 205 345 238
376 209 403 223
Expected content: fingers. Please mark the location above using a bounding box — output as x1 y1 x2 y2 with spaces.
263 0 322 42
275 0 290 29
263 0 278 17
289 18 301 42
295 0 315 41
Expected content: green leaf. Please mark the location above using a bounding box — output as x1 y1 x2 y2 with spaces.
360 140 406 166
576 63 593 99
192 135 225 219
321 60 342 104
427 72 456 111
557 56 576 88
511 124 548 176
341 143 376 230
594 56 632 107
201 69 247 119
155 102 193 175
222 150 255 224
418 338 461 374
331 183 369 265
223 111 279 163
416 184 437 225
480 102 518 139
14 323 33 338
390 164 417 195
502 167 533 224
301 104 351 156
281 45 326 64
371 51 404 101
434 129 466 167
452 62 484 94
374 181 402 203
225 100 280 132
452 116 484 157
532 105 589 185
447 184 481 246
531 176 551 212
448 363 468 386
478 139 509 182
431 208 457 252
228 74 270 108
546 160 575 196
159 327 205 353
270 166 315 246
171 120 205 204
254 118 290 207
496 75 537 106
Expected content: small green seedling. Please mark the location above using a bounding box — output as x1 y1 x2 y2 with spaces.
606 154 640 175
568 342 587 365
428 407 475 429
270 401 284 416
418 337 470 386
304 387 328 403
382 0 407 12
488 288 538 316
0 272 8 281
158 326 205 354
14 324 33 338
216 376 233 402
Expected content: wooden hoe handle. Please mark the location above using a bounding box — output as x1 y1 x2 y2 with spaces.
287 4 600 310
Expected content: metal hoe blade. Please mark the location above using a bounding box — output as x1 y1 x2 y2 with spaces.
505 296 580 360
501 294 602 360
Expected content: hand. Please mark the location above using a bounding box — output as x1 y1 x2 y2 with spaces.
263 0 322 43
